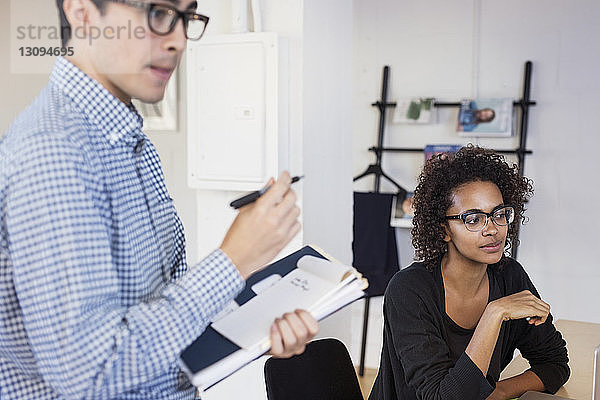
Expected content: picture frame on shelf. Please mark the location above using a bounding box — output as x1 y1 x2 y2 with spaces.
392 97 436 124
456 98 513 137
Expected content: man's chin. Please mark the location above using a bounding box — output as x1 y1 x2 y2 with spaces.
134 91 166 105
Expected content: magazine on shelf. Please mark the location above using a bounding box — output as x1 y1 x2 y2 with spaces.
456 98 514 137
392 97 436 124
424 144 462 160
179 245 368 392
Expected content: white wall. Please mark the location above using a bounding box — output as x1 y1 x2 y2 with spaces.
192 1 355 399
353 0 600 369
301 0 354 341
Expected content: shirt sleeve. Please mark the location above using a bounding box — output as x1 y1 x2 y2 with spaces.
384 274 494 400
513 267 570 393
5 136 245 399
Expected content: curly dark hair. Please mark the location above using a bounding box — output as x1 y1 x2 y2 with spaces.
411 145 534 269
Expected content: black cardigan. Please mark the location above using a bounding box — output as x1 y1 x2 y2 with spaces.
369 258 569 400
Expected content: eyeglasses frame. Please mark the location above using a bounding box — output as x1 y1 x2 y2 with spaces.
445 205 515 232
106 0 210 41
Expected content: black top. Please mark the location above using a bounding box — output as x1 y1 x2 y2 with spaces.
369 258 570 400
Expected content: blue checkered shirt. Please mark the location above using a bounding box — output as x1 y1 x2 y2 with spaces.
0 57 245 399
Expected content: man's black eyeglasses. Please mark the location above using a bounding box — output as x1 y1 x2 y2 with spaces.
445 205 515 232
107 0 209 41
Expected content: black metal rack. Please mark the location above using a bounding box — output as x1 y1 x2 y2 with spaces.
353 61 536 376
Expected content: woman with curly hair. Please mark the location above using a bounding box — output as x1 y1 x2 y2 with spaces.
369 145 569 400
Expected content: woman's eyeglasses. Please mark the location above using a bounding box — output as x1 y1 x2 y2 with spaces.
446 205 515 232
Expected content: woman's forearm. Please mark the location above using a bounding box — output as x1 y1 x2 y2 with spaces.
488 371 545 399
465 305 504 376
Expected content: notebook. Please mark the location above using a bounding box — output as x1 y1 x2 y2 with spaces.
520 344 600 400
179 246 368 391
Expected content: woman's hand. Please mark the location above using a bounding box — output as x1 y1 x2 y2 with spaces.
466 291 550 378
487 290 550 326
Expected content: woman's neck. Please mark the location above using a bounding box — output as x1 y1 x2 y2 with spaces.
441 250 488 298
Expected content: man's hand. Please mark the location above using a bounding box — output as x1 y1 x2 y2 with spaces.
269 310 319 358
220 171 301 279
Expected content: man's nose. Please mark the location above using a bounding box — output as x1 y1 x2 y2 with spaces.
163 17 187 53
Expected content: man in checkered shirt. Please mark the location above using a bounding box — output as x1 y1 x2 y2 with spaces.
0 0 318 398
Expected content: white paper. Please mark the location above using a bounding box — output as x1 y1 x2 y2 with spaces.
212 268 340 348
296 255 352 283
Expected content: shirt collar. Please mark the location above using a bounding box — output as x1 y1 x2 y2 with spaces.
50 57 144 146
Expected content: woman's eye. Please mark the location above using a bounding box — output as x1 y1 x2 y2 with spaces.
493 211 509 222
465 216 480 225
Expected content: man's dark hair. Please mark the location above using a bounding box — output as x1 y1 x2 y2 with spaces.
411 145 533 270
56 0 106 47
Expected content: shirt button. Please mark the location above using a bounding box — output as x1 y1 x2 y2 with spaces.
134 139 145 154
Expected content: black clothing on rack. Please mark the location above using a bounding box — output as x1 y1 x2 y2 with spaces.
352 192 400 297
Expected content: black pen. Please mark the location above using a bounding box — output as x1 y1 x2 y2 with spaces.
230 175 304 209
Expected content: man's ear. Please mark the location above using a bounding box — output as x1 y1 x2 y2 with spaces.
63 0 91 33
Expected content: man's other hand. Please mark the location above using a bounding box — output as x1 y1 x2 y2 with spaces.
269 310 319 358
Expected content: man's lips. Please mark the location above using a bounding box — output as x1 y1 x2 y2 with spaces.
149 66 174 81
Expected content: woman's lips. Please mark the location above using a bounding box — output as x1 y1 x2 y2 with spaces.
480 241 502 252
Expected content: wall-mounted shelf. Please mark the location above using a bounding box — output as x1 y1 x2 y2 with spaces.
370 61 535 179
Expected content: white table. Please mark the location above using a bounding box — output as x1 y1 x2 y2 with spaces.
500 319 600 399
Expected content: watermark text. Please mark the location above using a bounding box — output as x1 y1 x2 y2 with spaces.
15 20 147 47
